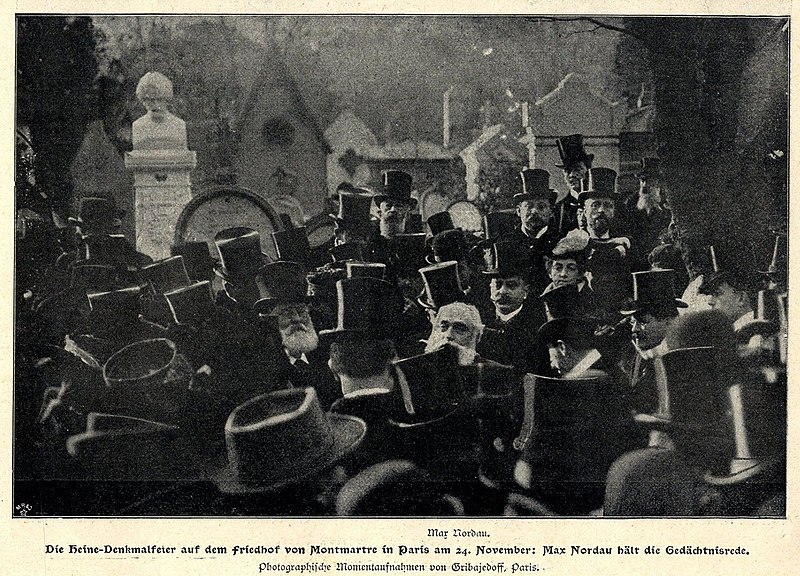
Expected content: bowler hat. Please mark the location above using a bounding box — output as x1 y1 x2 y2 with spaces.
320 277 398 340
214 227 269 282
389 345 464 428
253 261 309 313
555 134 594 169
214 387 366 494
140 256 191 294
373 170 417 208
417 261 466 310
577 168 618 204
620 270 688 316
513 169 556 204
171 241 218 282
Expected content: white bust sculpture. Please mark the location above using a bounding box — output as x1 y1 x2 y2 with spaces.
132 71 188 150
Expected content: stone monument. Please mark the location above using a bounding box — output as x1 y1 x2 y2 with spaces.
125 71 196 259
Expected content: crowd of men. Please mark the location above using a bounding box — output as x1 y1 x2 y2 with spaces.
15 134 787 517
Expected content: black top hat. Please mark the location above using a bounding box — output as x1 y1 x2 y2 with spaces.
330 191 375 228
69 197 124 232
214 227 268 281
635 157 662 179
164 281 216 325
79 234 133 268
394 233 428 274
65 412 185 481
140 256 191 294
346 261 386 279
87 286 142 320
253 261 309 313
171 241 217 282
214 387 366 494
70 263 118 292
513 169 556 203
577 168 618 204
535 316 601 352
620 269 688 316
483 239 531 279
428 229 467 265
271 225 311 265
700 243 761 295
417 261 466 310
555 134 594 169
482 211 518 241
426 211 455 237
758 233 787 277
320 277 398 340
374 170 417 208
390 345 463 427
539 283 592 319
329 242 366 263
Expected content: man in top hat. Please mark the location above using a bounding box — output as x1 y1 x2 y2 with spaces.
624 157 673 269
310 188 375 268
553 134 594 237
213 227 270 315
698 243 766 356
578 167 637 314
256 261 341 410
477 240 547 375
620 269 688 448
373 170 416 241
505 168 561 296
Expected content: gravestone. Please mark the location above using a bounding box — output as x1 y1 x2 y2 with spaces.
125 72 196 260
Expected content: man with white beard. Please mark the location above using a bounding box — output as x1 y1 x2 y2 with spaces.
424 302 485 365
256 261 341 409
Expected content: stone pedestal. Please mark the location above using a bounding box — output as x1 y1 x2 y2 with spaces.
124 149 197 260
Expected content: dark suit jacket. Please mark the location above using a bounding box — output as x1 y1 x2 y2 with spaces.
477 299 547 375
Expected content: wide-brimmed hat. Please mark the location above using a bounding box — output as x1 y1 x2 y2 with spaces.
320 277 398 340
373 170 417 208
635 157 662 180
213 387 366 494
417 260 466 310
164 281 216 325
214 227 269 282
620 269 688 316
330 190 375 228
389 345 464 428
140 256 191 294
271 218 311 265
513 168 556 204
482 239 531 279
548 229 590 266
171 241 218 282
555 134 594 169
253 261 309 314
577 167 618 204
65 412 189 481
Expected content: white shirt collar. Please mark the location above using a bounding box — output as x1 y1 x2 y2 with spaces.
286 350 309 365
497 304 525 323
522 225 549 239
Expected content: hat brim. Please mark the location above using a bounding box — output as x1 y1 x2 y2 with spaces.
633 412 672 428
212 413 366 495
620 299 689 316
372 195 418 209
387 404 460 430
